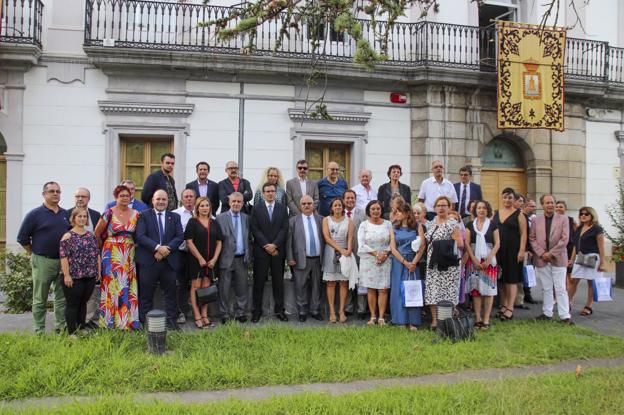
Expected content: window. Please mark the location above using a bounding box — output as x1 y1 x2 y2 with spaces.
120 138 173 198
305 142 351 183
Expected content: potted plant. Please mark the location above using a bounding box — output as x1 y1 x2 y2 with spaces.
606 183 624 287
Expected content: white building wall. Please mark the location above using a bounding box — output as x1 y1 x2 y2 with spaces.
586 116 621 251
21 66 108 215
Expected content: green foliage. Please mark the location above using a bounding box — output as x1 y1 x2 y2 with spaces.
606 182 624 262
0 251 33 313
353 39 382 69
0 322 622 400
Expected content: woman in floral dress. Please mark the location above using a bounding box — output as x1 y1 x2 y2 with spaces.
94 185 141 330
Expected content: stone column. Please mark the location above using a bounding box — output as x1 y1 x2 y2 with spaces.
614 130 624 287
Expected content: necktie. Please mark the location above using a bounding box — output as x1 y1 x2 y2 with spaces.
307 216 317 256
233 214 240 242
157 212 164 244
347 211 352 218
460 184 467 215
268 204 273 221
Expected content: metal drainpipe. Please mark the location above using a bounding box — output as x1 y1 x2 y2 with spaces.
549 129 553 195
238 83 245 176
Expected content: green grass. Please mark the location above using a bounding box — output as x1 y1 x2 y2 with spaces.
0 322 623 400
6 366 624 414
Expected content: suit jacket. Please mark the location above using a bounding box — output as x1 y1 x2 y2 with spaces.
215 210 251 269
286 213 325 270
286 177 319 216
529 213 569 268
453 182 483 214
218 177 253 213
345 208 365 256
141 170 178 207
377 182 412 219
250 201 289 257
68 207 101 230
135 209 184 270
186 179 220 213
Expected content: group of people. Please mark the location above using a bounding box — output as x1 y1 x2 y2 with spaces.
16 154 607 334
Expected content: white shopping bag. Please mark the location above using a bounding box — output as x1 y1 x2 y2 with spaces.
402 279 424 307
592 277 614 302
523 265 537 288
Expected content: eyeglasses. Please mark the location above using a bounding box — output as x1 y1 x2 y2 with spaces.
330 168 340 171
227 167 239 170
301 202 312 206
75 195 89 198
297 166 308 171
46 190 61 194
436 204 449 208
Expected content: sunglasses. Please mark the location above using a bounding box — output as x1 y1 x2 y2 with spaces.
579 212 591 217
297 166 308 171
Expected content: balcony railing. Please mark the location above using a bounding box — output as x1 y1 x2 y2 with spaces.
82 0 624 84
1 0 44 47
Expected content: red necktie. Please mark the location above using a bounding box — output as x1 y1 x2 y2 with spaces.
347 211 352 218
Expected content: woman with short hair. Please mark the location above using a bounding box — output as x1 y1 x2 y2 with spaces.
568 206 606 317
60 207 101 335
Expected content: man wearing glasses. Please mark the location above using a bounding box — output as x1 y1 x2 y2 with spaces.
286 159 319 217
17 181 71 334
317 161 348 217
218 161 253 213
104 179 149 212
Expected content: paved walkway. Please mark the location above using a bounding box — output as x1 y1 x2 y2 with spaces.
2 277 622 337
3 358 623 409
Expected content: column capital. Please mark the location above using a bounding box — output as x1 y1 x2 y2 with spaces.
615 130 624 142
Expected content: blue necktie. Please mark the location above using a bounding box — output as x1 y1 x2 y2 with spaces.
307 216 317 256
157 212 164 245
233 214 241 254
268 204 273 221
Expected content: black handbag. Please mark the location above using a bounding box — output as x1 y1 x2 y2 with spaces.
428 226 459 271
195 268 219 305
438 309 475 342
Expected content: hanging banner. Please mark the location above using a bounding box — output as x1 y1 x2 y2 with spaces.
497 21 566 131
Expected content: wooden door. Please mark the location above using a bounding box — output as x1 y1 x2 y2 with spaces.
120 138 173 199
305 142 351 184
481 168 526 211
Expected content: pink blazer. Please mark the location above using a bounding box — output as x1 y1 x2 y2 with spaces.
529 213 569 268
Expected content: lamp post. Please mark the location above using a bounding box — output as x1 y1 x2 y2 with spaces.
146 309 167 355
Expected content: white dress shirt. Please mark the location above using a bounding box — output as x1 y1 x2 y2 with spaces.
173 206 193 250
418 176 458 212
352 183 378 210
302 213 321 256
299 178 307 196
197 180 208 198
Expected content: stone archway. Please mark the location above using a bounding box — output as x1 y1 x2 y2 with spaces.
480 136 528 210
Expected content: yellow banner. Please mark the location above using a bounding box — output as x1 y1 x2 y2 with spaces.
497 22 566 131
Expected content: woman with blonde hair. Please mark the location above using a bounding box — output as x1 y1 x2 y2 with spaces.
253 167 286 205
185 197 223 328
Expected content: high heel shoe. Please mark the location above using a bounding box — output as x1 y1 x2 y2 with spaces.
339 312 347 323
377 318 386 326
194 319 203 329
329 313 337 323
367 317 377 325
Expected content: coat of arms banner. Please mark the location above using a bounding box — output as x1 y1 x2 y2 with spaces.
497 21 566 131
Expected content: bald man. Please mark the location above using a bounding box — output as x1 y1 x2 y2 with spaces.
316 161 348 216
135 189 184 329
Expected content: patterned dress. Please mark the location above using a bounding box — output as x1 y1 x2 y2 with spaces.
99 208 141 330
425 220 461 305
357 220 392 289
323 216 349 282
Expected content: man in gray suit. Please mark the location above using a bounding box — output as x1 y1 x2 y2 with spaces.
286 159 319 217
286 195 325 322
343 189 368 319
215 192 250 323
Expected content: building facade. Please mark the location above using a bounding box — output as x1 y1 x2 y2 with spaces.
1 0 624 256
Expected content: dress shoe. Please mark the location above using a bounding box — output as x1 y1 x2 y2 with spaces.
516 304 531 310
560 318 574 325
298 315 307 322
310 313 323 321
276 313 289 322
235 316 248 323
251 314 261 323
524 296 538 304
534 314 552 321
176 312 187 324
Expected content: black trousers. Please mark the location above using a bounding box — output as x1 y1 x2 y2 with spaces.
252 252 285 315
138 261 178 323
176 254 190 315
62 277 96 334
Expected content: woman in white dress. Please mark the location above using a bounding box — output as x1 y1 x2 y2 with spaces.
322 198 353 323
358 200 392 325
568 206 606 317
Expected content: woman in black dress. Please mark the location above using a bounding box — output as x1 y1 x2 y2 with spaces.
492 188 527 321
185 197 223 329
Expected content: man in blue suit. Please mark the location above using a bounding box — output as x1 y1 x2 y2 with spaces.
454 166 483 218
136 189 184 329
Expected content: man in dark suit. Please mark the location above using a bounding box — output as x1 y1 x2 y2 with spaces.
69 187 101 329
286 195 324 322
286 159 319 217
250 182 289 323
141 153 178 211
454 165 483 218
135 189 184 329
215 192 251 323
185 161 220 214
218 160 253 213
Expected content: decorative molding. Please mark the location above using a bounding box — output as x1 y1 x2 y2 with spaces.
615 130 624 142
3 152 25 161
98 101 195 117
288 108 371 125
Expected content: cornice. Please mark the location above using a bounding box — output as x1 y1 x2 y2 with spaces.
288 108 371 124
98 101 195 117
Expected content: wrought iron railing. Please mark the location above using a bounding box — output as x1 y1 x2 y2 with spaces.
80 0 623 84
0 0 44 47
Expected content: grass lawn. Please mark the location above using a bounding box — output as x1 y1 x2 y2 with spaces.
6 366 624 414
0 322 623 400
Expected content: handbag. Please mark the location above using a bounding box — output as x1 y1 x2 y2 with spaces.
195 268 219 305
592 277 613 302
428 225 459 270
438 308 475 342
575 252 598 268
401 271 423 307
523 265 537 288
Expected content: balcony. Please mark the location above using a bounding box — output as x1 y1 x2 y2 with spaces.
80 0 623 92
0 0 44 69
